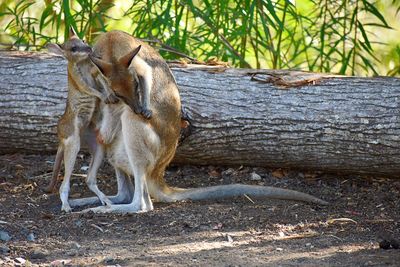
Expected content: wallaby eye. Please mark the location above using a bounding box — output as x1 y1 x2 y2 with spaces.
71 46 77 52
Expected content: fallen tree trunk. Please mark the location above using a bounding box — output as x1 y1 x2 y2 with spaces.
1 51 400 176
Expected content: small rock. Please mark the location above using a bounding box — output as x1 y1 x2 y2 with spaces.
208 169 221 177
272 169 286 178
306 243 312 247
27 233 35 242
250 172 262 181
227 235 233 243
0 245 10 254
15 164 24 170
278 231 285 237
66 250 77 256
30 249 49 259
80 165 89 171
379 238 400 250
212 223 223 230
222 168 235 176
103 256 116 264
72 242 81 249
50 259 72 267
75 220 83 227
77 250 85 256
276 247 283 251
199 224 210 231
0 230 11 241
39 194 49 201
15 257 26 264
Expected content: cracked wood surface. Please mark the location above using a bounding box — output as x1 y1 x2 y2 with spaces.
1 51 400 176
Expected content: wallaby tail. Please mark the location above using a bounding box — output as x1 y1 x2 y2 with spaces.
155 184 328 206
43 146 64 193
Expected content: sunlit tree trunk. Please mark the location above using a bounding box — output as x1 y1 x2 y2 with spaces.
1 52 400 177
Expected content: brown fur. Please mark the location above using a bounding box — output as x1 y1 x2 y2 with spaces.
78 31 327 215
45 29 120 212
90 43 153 118
92 30 182 159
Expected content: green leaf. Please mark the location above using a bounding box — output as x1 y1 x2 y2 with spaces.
360 54 379 75
39 4 54 31
339 47 354 75
357 21 372 51
362 0 389 28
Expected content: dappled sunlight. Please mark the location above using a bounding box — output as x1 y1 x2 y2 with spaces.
60 230 383 266
1 150 399 266
148 231 259 255
265 243 375 264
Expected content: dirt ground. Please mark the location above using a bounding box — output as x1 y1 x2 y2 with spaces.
0 153 399 266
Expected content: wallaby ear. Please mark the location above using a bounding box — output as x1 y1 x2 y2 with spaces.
89 54 112 76
118 45 141 68
46 43 65 57
69 26 78 38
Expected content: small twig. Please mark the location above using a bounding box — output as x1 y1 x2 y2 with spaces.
280 232 319 240
72 173 87 178
169 63 228 72
90 224 104 233
140 38 198 62
158 47 199 62
326 218 358 224
326 234 343 241
251 73 323 88
243 194 255 204
30 172 53 180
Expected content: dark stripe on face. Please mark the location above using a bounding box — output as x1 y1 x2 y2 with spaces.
72 46 92 53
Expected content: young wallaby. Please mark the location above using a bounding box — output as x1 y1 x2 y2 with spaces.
45 27 119 212
67 30 328 214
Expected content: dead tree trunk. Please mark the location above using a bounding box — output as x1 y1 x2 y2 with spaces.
1 51 400 176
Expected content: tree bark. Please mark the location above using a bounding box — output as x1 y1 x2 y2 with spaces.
1 51 400 176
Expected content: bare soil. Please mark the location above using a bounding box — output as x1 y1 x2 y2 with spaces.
0 153 399 266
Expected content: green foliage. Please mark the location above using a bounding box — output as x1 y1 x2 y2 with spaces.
0 0 399 77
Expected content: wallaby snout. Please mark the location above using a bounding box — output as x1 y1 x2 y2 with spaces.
73 45 92 54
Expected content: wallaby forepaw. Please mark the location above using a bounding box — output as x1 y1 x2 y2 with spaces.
105 94 119 104
129 104 142 115
141 108 153 119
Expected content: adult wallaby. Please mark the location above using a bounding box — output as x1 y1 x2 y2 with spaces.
69 30 328 213
90 47 154 119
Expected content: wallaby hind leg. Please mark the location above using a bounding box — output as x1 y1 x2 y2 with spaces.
121 119 155 212
59 135 80 212
112 168 134 204
44 145 64 193
81 167 152 214
85 142 112 206
82 143 153 214
128 161 153 212
69 168 134 207
82 117 156 214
